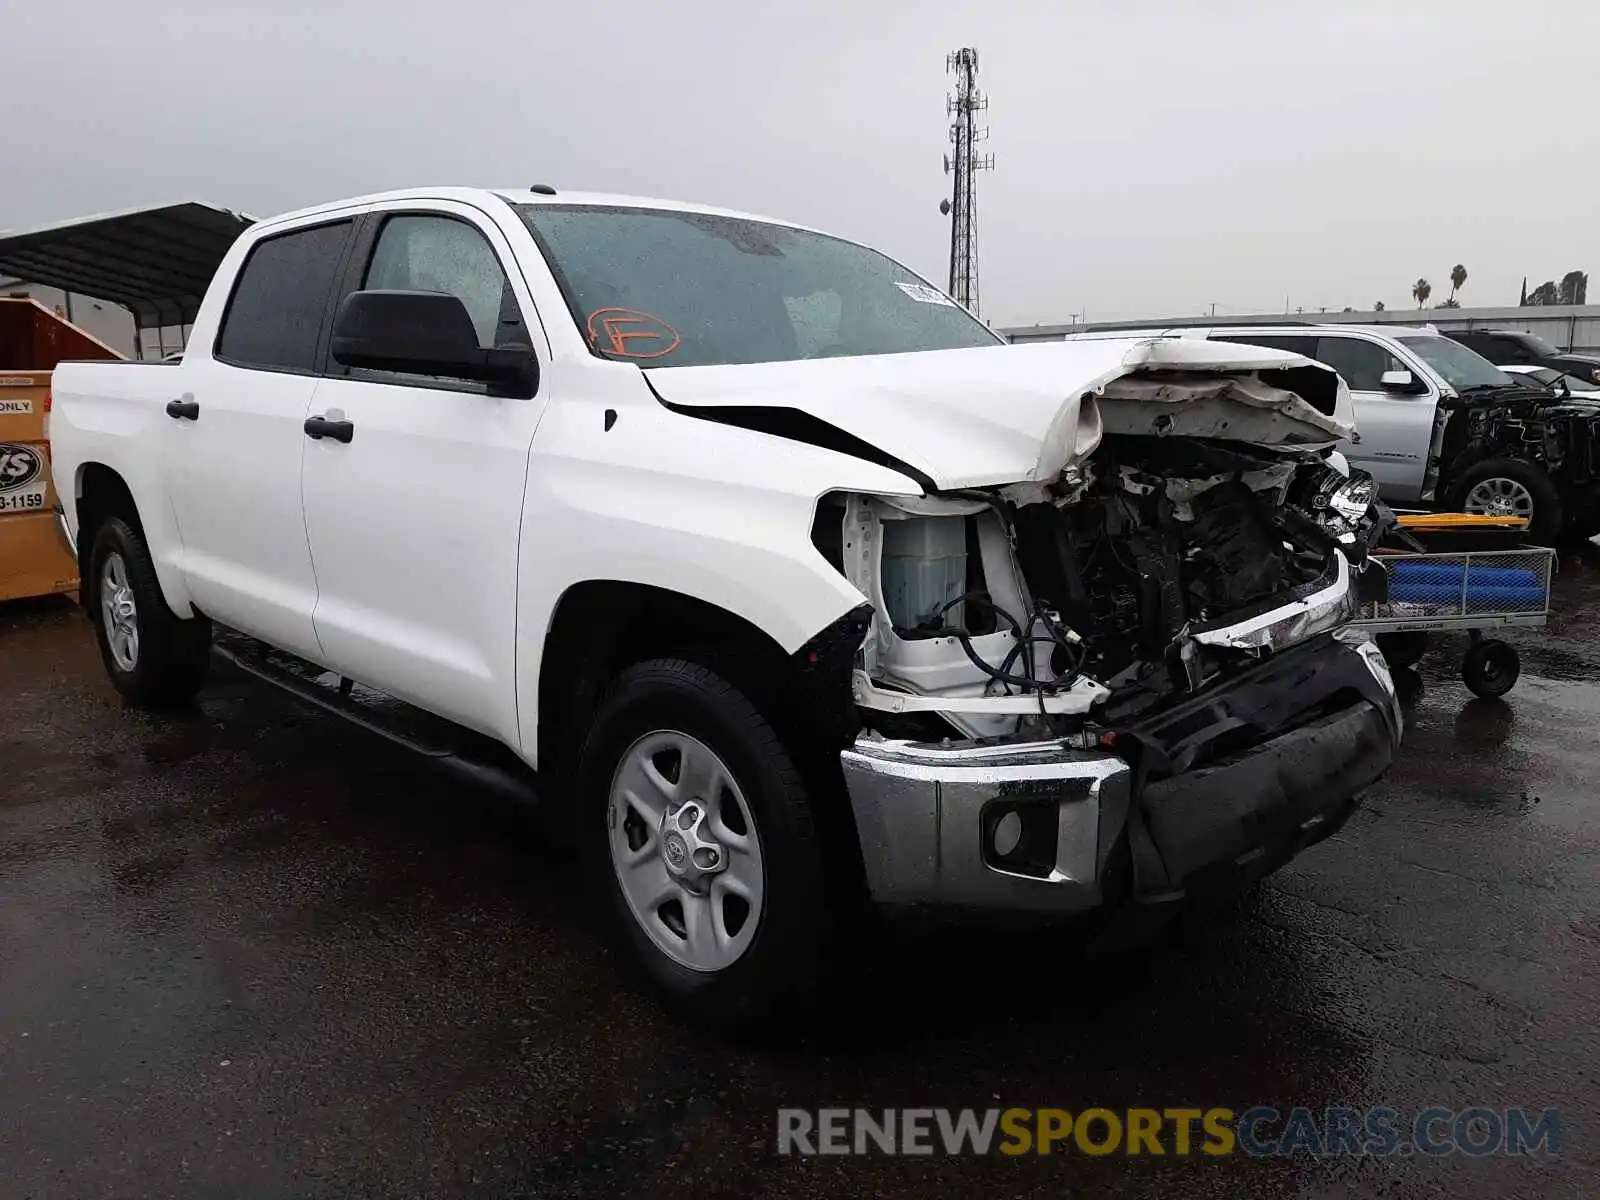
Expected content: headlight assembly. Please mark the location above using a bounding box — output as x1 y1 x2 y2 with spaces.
1326 475 1378 523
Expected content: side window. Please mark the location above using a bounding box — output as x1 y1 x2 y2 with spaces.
1313 336 1402 392
1500 337 1534 363
362 215 527 350
215 221 352 371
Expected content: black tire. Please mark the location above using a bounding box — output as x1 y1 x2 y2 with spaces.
87 516 211 707
1376 630 1429 669
578 657 833 1025
1462 639 1520 699
1446 458 1564 544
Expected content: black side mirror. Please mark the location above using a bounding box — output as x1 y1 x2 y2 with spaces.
330 290 538 397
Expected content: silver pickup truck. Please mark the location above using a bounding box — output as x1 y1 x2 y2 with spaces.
1074 323 1600 543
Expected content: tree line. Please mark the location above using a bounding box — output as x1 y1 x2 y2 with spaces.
1387 265 1589 310
1520 271 1588 307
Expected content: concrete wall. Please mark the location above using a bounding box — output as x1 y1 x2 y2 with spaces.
1004 304 1600 356
0 279 188 360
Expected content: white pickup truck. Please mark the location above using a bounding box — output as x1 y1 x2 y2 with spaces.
50 187 1401 1020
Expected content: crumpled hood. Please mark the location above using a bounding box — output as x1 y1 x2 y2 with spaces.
647 338 1350 490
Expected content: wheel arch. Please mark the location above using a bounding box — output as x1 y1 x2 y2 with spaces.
537 580 800 783
533 579 871 897
72 460 194 617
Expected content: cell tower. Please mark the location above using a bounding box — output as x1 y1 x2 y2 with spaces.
942 47 993 316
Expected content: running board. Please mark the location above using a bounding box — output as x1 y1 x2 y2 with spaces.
211 629 541 809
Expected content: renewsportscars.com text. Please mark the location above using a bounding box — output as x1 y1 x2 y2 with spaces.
776 1106 1560 1158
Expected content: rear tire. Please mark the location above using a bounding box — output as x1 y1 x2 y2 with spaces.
87 516 210 707
1447 458 1563 544
579 657 833 1026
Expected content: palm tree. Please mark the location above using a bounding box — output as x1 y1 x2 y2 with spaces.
1449 264 1467 304
1412 278 1432 308
1374 300 1386 312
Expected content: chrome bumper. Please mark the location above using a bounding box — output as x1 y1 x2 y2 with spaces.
839 736 1133 914
1191 551 1356 657
840 632 1400 917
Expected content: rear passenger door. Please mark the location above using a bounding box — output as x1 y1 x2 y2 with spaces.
169 219 354 660
1312 334 1432 502
299 203 548 744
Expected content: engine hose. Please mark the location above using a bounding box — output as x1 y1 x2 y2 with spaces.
928 594 1088 695
895 593 1055 694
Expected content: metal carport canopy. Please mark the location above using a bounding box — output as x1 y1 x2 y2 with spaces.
0 200 255 330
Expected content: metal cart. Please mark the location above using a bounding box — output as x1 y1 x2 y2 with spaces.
1352 547 1557 698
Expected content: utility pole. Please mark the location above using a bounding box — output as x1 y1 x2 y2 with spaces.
941 48 993 316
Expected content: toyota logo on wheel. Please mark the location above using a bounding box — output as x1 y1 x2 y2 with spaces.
0 443 43 492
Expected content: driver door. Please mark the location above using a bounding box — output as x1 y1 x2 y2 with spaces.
299 204 548 745
1314 335 1434 503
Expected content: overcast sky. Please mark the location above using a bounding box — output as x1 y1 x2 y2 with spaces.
4 0 1595 326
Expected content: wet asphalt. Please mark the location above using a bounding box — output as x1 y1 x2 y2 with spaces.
3 557 1598 1200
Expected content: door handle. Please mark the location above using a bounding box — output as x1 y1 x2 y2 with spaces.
304 415 355 444
165 397 199 420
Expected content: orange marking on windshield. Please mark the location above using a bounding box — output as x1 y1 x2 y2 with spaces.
585 308 682 359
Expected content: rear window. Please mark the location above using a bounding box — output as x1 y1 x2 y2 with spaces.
215 221 352 372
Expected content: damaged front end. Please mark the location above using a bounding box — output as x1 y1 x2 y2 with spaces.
815 433 1387 741
808 363 1401 921
1436 389 1600 522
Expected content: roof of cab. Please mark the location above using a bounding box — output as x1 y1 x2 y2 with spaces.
252 186 818 236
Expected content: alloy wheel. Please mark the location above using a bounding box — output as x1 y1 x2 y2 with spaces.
1463 477 1535 520
99 551 140 672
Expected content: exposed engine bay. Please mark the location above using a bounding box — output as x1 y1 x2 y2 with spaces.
815 436 1384 740
1435 391 1600 504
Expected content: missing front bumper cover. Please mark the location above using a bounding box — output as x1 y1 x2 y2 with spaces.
839 633 1401 916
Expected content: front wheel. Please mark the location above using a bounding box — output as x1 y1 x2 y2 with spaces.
580 658 833 1025
88 516 210 707
1448 458 1563 544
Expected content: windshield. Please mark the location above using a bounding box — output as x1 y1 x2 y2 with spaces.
1516 332 1560 357
515 204 1000 367
1398 336 1515 391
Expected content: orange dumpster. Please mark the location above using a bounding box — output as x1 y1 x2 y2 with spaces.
0 297 123 602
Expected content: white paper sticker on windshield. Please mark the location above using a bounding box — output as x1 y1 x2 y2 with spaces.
894 282 956 306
